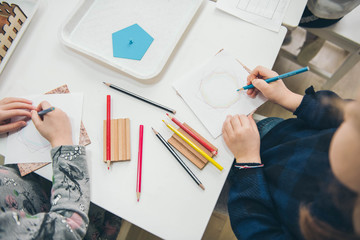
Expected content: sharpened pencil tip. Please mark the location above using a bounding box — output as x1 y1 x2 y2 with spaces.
212 151 218 156
151 127 158 134
107 160 110 170
237 88 243 91
172 110 176 114
199 184 205 190
103 82 110 86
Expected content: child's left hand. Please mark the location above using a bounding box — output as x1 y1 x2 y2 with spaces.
0 97 36 134
222 114 261 164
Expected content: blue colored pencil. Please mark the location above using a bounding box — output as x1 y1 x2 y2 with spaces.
237 66 309 91
38 107 55 117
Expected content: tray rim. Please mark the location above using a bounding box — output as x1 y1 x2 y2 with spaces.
60 0 203 80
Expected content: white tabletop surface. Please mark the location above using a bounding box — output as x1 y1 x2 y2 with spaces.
0 0 287 239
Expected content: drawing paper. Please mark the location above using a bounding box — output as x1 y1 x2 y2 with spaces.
216 0 290 32
5 93 83 164
173 50 267 138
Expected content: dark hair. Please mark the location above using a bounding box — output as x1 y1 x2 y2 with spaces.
299 177 360 240
299 205 360 240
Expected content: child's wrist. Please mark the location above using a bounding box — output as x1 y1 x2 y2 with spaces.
274 89 293 105
235 155 261 164
51 137 73 147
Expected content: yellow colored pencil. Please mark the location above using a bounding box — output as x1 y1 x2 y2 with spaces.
162 120 223 171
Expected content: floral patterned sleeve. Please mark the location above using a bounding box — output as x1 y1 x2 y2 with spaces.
0 145 90 240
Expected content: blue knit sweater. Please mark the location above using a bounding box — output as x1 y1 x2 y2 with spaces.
228 87 356 239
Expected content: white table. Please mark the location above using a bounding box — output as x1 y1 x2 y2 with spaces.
0 0 288 239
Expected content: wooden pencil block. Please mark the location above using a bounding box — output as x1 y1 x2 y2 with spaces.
103 118 131 162
168 137 206 169
125 118 131 160
111 119 116 160
167 123 218 170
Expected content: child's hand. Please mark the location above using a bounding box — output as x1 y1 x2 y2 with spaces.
246 66 287 101
222 114 261 164
246 66 303 112
0 97 36 134
31 101 73 147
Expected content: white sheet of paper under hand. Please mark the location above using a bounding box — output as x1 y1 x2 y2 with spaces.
173 50 267 139
5 93 83 164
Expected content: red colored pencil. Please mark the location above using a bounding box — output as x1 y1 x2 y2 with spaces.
137 125 144 202
106 95 111 170
166 113 217 155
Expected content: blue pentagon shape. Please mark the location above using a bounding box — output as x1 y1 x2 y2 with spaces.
112 24 154 61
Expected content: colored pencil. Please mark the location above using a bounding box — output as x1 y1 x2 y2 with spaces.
162 120 223 171
137 125 144 202
103 82 176 114
166 113 217 155
152 127 205 190
237 66 309 91
38 107 55 117
106 95 111 170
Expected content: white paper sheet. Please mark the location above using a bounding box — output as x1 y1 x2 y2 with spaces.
173 50 267 138
216 0 290 32
5 93 83 164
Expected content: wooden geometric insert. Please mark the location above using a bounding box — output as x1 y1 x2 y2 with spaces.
0 2 27 63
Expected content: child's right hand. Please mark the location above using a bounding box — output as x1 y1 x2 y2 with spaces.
31 101 73 147
246 66 289 103
246 66 303 112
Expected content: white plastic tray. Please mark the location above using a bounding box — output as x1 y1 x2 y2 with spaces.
0 0 39 74
61 0 203 80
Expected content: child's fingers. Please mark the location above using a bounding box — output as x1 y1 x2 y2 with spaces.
2 102 36 111
1 97 33 105
0 109 32 120
0 121 26 134
31 110 43 130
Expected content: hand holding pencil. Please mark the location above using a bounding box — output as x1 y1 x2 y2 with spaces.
245 66 280 98
31 101 73 148
244 66 305 113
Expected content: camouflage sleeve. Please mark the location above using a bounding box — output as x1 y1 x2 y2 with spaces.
0 145 90 240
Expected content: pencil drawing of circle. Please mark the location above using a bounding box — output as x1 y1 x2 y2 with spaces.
17 122 50 152
200 71 240 108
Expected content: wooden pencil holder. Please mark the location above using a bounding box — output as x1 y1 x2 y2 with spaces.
167 123 217 169
103 118 131 162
